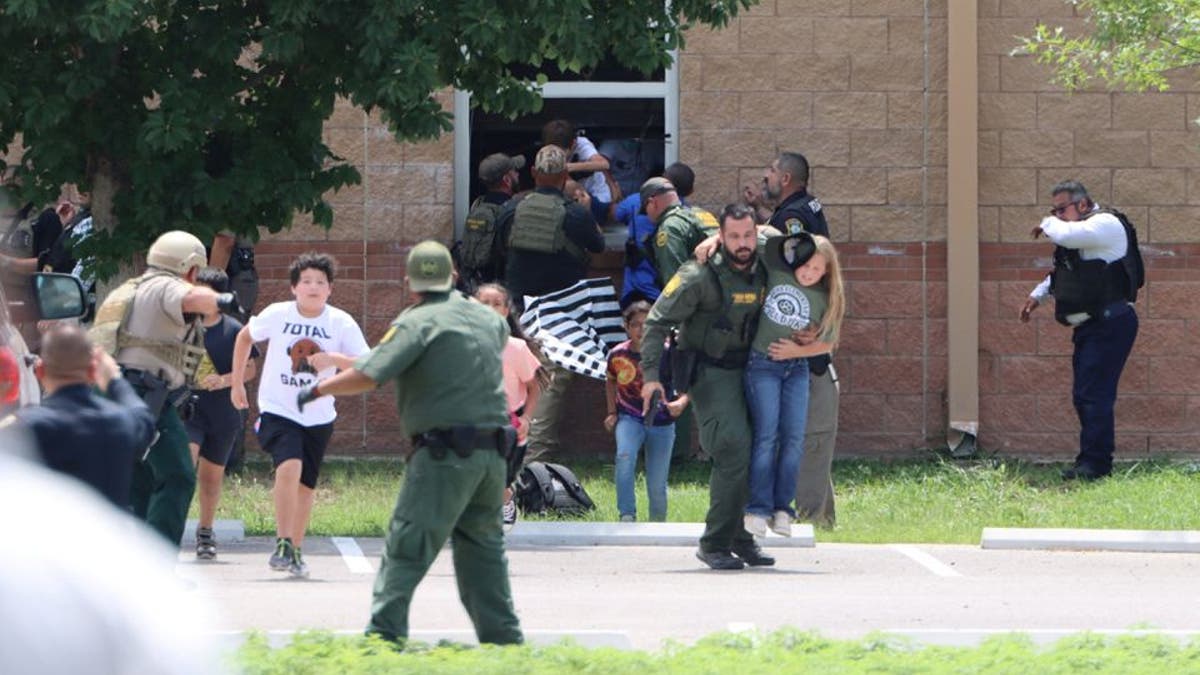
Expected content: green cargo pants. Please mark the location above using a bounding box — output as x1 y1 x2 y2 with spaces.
689 364 756 554
367 446 523 646
129 405 196 546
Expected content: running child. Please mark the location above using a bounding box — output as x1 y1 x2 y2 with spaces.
474 283 546 531
743 233 844 538
186 267 258 560
230 252 370 578
604 301 688 522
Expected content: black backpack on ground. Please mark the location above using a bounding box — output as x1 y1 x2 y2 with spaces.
514 461 595 515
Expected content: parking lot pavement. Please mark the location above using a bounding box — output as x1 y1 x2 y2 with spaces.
179 537 1200 651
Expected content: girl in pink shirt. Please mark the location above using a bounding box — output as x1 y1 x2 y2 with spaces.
476 284 546 530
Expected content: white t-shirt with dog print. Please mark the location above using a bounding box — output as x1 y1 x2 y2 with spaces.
247 301 369 426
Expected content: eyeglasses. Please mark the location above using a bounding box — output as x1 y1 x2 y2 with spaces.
1049 203 1076 216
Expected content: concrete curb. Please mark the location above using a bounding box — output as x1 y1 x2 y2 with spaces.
506 521 815 547
980 527 1200 553
214 629 631 650
183 519 245 543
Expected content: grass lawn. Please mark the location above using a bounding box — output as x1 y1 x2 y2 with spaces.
199 453 1200 544
236 629 1200 674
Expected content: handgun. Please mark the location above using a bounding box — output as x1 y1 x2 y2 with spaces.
644 389 662 427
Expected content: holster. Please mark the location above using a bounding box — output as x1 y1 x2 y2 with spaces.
670 347 699 395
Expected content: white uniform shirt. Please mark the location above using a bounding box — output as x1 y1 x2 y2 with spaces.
1029 206 1128 325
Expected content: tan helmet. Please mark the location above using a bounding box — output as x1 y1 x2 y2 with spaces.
146 231 207 275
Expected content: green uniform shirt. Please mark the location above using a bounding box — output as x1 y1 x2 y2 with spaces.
355 292 510 436
652 204 719 285
751 255 829 354
642 252 766 383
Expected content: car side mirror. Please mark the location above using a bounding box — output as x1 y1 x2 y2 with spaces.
29 273 86 321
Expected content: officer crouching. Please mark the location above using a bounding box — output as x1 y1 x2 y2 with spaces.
295 240 522 646
90 231 240 545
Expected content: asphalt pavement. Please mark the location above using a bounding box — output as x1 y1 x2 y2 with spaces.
180 534 1200 651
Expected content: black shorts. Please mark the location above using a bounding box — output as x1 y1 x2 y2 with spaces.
256 412 334 489
184 393 242 466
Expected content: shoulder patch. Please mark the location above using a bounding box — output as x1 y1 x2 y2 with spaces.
808 198 822 213
784 218 804 235
662 273 683 298
694 209 719 230
655 229 669 248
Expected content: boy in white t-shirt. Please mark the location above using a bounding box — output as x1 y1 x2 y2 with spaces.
230 252 369 578
542 118 612 224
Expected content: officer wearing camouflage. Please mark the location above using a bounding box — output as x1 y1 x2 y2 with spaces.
641 204 777 571
298 240 522 645
90 230 240 545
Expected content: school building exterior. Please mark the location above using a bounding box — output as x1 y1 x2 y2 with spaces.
253 1 1200 460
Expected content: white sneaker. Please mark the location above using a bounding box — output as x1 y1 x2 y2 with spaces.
743 513 768 537
501 498 518 533
770 511 792 537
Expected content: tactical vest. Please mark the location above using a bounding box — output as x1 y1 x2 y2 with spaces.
508 191 583 260
645 205 720 285
1049 248 1131 326
90 270 207 384
678 255 767 365
458 197 504 271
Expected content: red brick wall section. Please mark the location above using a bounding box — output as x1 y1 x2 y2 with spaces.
979 242 1200 459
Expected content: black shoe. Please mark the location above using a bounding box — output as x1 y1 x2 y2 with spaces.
731 542 775 567
695 549 745 570
1061 463 1109 481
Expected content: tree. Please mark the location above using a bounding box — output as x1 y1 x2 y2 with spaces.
1019 0 1200 93
0 0 752 279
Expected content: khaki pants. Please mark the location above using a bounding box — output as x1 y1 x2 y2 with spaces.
526 362 572 457
795 366 838 527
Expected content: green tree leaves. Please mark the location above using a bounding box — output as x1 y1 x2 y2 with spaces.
0 0 755 275
1019 0 1200 92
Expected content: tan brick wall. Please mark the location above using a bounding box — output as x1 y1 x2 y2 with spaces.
250 0 1200 460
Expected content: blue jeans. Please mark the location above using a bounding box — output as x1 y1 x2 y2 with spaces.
744 350 810 518
614 414 675 521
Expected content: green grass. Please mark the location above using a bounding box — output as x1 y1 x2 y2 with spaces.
198 455 1200 543
235 629 1200 674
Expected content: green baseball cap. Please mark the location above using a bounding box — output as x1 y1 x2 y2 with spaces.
406 240 454 292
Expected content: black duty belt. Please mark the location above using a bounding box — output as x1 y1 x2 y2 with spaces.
411 426 515 460
698 352 748 370
122 368 191 412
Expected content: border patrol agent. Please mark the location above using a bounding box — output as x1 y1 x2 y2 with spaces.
90 230 240 545
297 240 522 645
1020 180 1141 481
643 177 721 288
641 204 776 571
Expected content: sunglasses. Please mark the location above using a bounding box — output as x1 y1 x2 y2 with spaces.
1049 202 1077 216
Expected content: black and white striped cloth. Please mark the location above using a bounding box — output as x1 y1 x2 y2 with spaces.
519 278 627 380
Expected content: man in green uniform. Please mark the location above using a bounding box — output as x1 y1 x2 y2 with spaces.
640 176 720 464
641 204 776 571
643 177 720 288
297 240 522 645
90 230 240 545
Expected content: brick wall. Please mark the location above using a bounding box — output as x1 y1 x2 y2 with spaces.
246 0 1200 460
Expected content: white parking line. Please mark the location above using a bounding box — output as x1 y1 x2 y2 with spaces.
331 537 374 574
890 545 962 577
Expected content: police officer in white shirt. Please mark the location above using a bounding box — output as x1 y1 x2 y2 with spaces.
1019 180 1140 481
